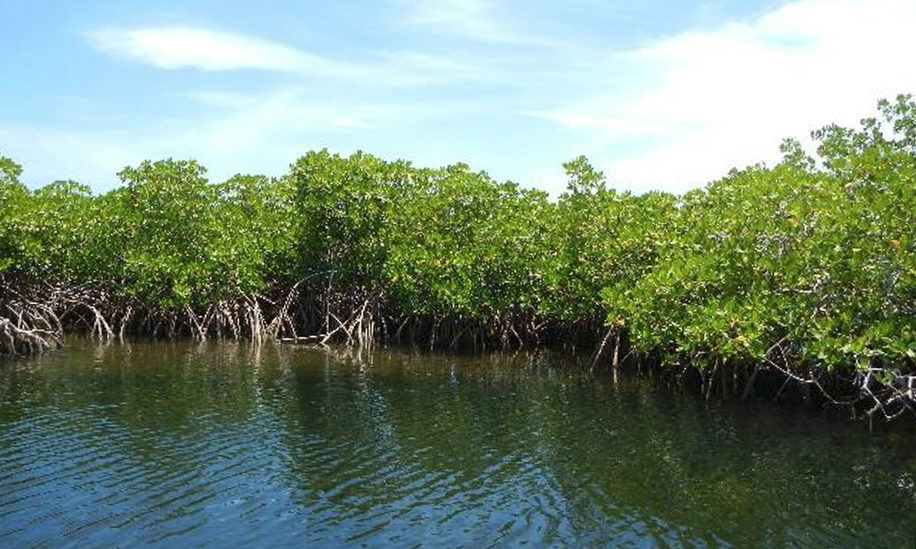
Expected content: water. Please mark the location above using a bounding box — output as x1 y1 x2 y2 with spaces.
0 341 914 548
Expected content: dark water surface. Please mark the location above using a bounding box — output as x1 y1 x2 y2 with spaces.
0 341 914 548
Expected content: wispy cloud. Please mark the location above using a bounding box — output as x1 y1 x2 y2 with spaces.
21 0 916 197
404 0 500 39
1 85 498 190
531 0 916 193
398 0 553 46
86 25 506 88
44 20 541 189
86 27 340 73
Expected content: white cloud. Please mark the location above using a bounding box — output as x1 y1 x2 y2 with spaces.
406 0 490 27
402 0 503 40
522 166 571 198
47 0 916 196
13 20 520 190
0 87 495 191
398 0 552 46
86 26 503 89
532 0 916 194
87 27 342 73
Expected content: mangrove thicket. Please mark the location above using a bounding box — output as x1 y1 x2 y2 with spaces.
1 95 915 421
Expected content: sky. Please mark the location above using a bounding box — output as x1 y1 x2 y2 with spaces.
2 0 916 196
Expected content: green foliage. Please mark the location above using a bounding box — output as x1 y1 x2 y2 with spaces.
548 157 677 321
115 159 222 306
1 94 914 377
0 155 31 275
382 163 552 317
30 180 98 279
216 173 298 290
606 95 916 373
289 150 552 317
291 150 406 289
109 159 298 308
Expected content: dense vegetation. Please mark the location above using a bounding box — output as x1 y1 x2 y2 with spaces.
1 96 915 420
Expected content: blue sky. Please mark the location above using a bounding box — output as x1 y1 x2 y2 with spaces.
2 0 915 195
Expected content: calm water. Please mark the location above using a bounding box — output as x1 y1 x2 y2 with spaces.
0 341 914 548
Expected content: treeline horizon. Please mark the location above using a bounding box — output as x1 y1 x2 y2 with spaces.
1 95 915 421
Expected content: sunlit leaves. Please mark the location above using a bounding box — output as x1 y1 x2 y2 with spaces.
1 94 914 376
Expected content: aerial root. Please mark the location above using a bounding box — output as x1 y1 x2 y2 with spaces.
0 298 63 356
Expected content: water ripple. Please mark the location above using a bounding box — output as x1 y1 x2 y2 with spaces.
0 343 914 547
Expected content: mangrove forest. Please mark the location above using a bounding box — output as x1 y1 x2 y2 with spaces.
1 95 915 423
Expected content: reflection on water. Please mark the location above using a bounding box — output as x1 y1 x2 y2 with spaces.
1 340 914 547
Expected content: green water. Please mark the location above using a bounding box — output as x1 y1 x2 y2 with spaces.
0 340 914 547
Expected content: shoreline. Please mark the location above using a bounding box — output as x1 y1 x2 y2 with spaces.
2 95 915 423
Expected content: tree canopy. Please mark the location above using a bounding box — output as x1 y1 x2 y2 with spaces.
1 95 914 415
